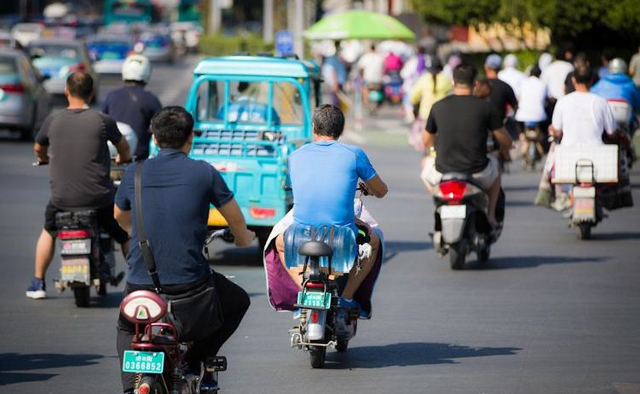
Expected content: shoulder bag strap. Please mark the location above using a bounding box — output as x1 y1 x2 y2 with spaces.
134 162 163 293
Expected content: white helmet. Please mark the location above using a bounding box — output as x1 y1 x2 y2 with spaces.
122 54 151 84
609 58 628 74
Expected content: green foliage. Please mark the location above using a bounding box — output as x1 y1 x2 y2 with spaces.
410 0 640 45
199 35 275 56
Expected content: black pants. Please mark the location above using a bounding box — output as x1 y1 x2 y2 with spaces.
116 272 250 392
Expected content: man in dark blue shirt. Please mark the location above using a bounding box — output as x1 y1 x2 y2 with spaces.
114 106 255 393
103 54 162 160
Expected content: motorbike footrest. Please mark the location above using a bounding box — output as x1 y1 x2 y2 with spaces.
205 356 227 372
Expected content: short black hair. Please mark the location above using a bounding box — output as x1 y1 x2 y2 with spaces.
554 48 564 60
529 64 541 78
151 106 194 149
573 64 593 86
452 64 477 87
66 71 93 101
312 104 344 139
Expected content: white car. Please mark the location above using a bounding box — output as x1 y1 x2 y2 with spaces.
11 23 44 47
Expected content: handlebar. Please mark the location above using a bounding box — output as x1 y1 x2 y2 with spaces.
357 182 371 196
205 228 234 245
33 161 48 166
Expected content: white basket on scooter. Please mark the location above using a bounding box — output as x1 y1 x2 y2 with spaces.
552 144 618 184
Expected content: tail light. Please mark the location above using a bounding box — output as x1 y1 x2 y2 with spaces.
0 83 25 93
67 63 86 73
138 383 150 394
59 230 91 239
250 207 276 219
310 310 319 324
435 180 482 204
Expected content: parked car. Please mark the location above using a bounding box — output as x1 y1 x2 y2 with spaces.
0 48 52 140
11 23 44 47
86 34 133 75
27 38 99 97
135 28 175 63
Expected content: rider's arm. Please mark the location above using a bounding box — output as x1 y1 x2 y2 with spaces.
217 198 255 247
364 175 388 198
114 138 131 164
34 142 49 163
492 127 513 158
104 115 131 163
209 167 255 247
423 130 436 149
114 205 132 234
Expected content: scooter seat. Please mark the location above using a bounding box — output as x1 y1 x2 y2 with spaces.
298 241 333 258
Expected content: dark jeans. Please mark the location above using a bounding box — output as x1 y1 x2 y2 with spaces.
116 272 250 392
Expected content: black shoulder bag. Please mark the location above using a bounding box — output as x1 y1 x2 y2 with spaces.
134 162 223 342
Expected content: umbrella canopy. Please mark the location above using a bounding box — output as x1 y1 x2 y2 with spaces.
304 10 416 41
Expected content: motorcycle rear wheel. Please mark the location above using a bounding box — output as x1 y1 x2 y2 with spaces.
309 345 326 369
576 223 592 240
449 240 467 270
73 285 90 307
336 339 349 353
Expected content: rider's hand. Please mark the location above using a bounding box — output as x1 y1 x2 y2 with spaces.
115 155 132 165
235 229 256 248
358 182 372 196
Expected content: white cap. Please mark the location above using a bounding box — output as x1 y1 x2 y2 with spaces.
122 54 151 84
504 54 518 68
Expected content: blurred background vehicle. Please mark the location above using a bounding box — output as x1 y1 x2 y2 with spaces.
170 21 201 55
0 31 23 50
28 37 98 97
135 26 175 63
104 0 156 26
86 34 134 75
0 48 51 140
11 23 44 47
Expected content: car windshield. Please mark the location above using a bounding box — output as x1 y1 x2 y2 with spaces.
195 79 304 126
0 56 17 74
30 44 79 59
112 2 151 17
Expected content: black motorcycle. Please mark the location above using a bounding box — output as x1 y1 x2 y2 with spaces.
431 174 505 269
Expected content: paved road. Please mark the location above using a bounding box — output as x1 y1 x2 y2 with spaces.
1 58 640 394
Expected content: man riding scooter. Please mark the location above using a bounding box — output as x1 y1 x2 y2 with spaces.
422 64 512 229
27 71 131 299
274 104 388 331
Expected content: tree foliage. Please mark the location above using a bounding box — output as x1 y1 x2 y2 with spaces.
410 0 640 46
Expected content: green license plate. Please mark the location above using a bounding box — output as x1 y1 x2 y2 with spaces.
122 350 164 374
297 291 331 309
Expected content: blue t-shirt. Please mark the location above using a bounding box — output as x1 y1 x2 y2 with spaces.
115 149 234 285
289 140 377 232
102 86 162 160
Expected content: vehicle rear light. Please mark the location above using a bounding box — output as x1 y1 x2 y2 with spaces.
438 180 467 202
306 282 324 288
0 83 25 93
68 63 86 72
138 383 151 394
250 207 276 219
311 310 319 324
59 230 91 239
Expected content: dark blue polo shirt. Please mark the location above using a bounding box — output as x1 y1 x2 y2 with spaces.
115 148 234 285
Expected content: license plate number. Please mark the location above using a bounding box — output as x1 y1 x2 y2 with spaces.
60 239 91 255
297 291 331 309
102 52 121 60
60 257 90 284
122 351 164 374
440 205 466 219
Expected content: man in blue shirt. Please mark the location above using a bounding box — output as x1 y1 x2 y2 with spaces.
591 58 640 126
114 106 255 394
275 104 388 313
103 54 162 160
